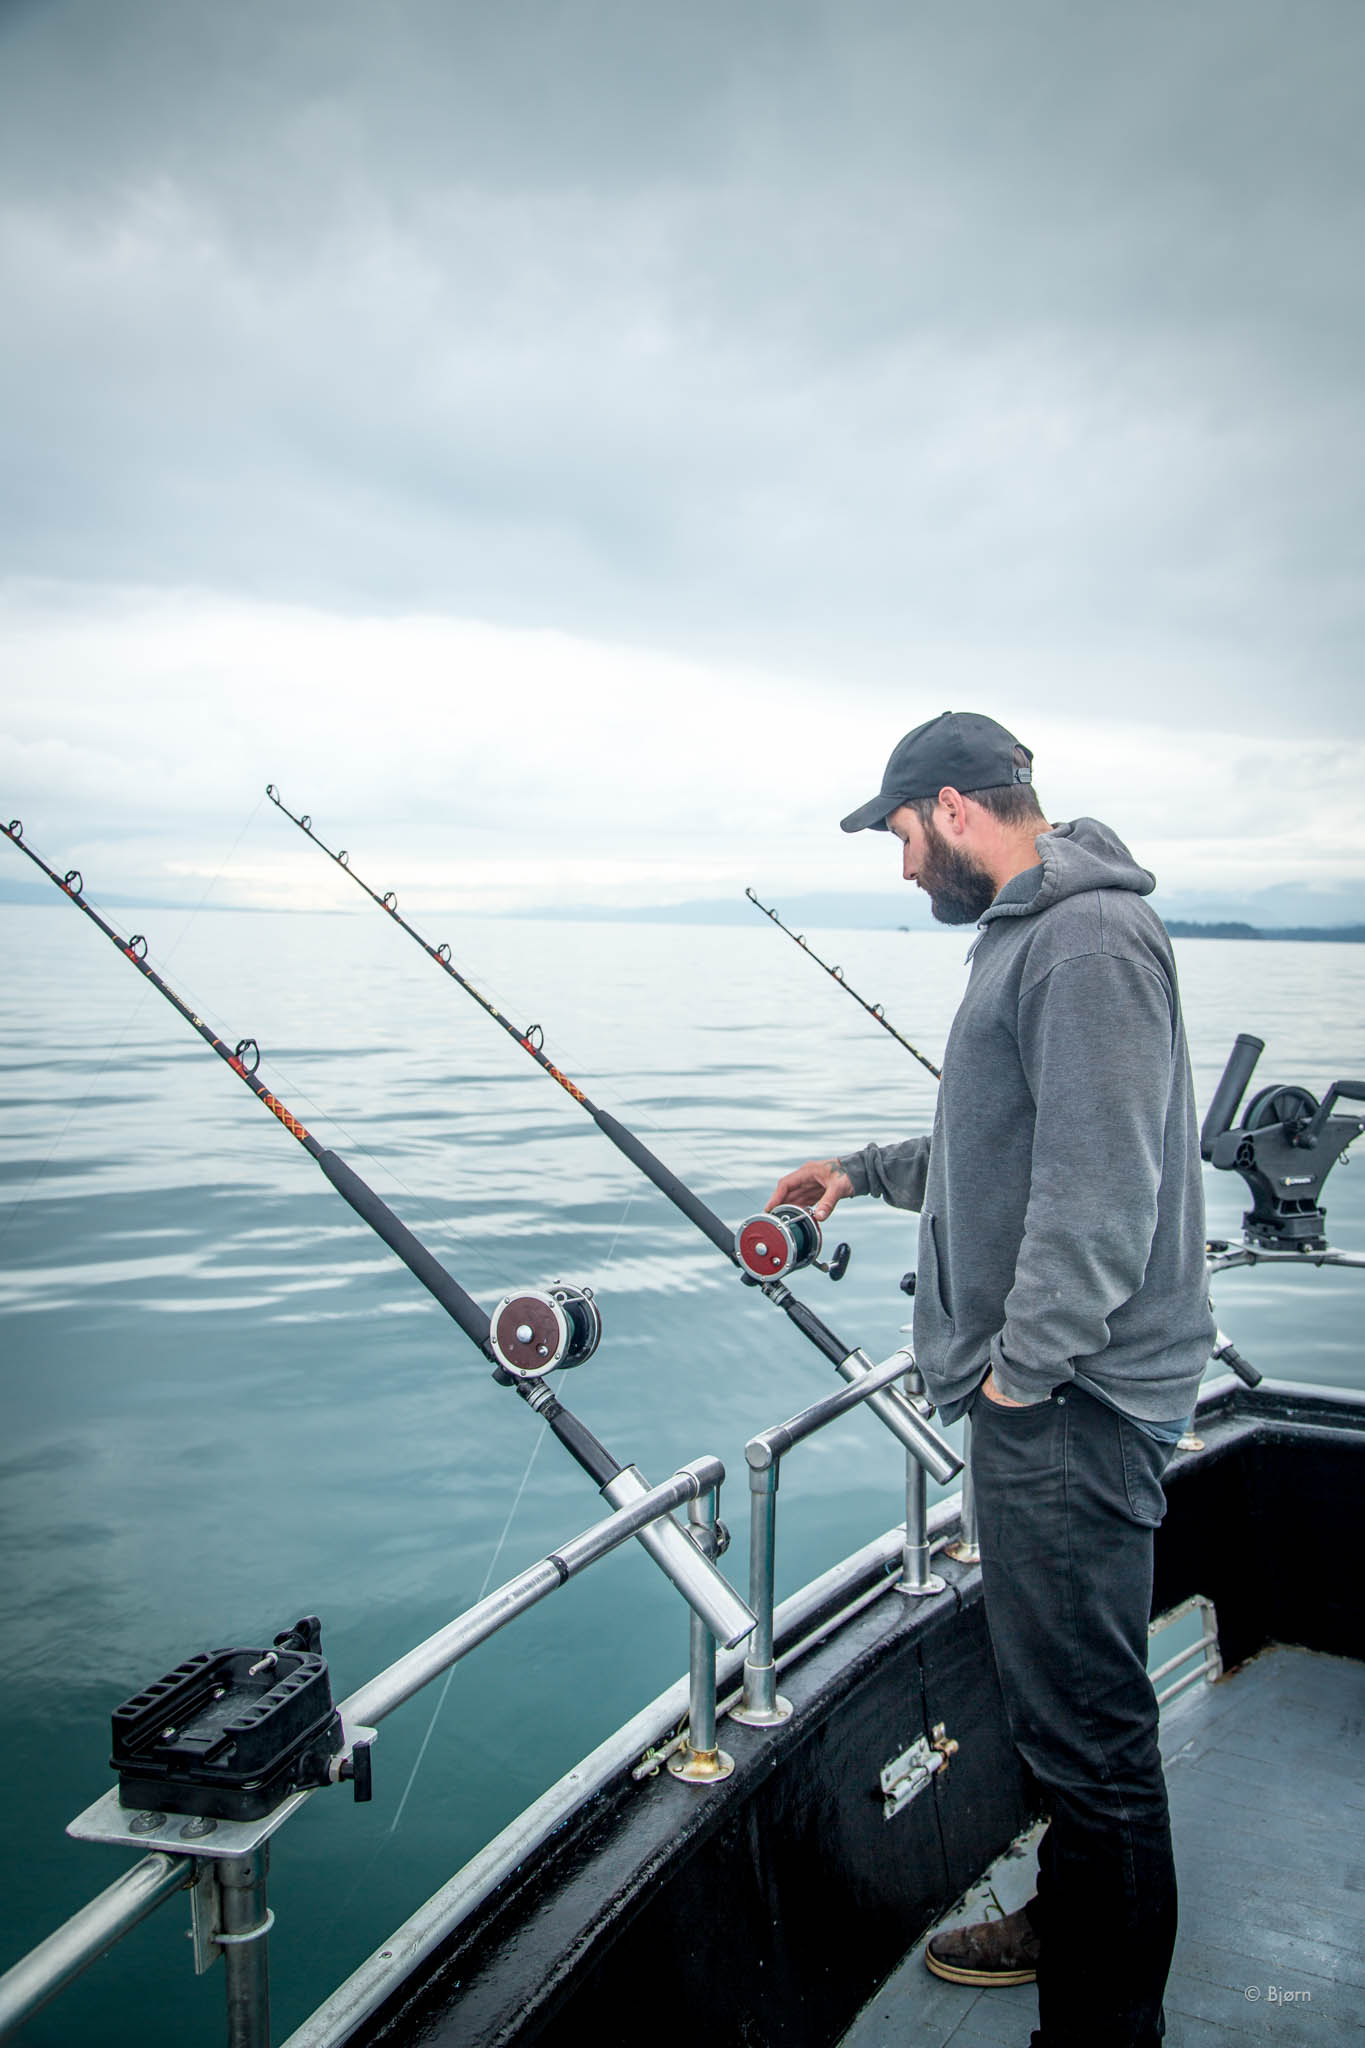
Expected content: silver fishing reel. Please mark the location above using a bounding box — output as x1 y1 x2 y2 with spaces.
488 1282 602 1379
734 1205 849 1282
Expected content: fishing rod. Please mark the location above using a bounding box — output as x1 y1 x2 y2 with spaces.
743 887 941 1079
264 787 961 1486
2 817 755 1649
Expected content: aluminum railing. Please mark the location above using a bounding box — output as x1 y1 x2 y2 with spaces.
0 1455 749 2048
0 1342 967 2048
733 1342 952 1727
944 1413 980 1563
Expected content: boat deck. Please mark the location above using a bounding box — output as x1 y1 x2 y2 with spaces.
839 1646 1365 2048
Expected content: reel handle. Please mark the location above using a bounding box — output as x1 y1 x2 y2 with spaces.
823 1241 852 1282
1302 1079 1365 1147
1212 1328 1262 1389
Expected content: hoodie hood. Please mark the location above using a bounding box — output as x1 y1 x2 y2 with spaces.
981 817 1156 924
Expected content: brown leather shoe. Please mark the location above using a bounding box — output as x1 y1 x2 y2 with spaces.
924 1902 1040 1986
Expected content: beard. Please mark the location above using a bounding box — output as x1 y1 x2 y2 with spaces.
918 817 998 925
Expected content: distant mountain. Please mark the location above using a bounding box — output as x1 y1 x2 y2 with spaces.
511 890 938 929
8 870 1363 937
0 876 239 913
1150 881 1365 928
1166 919 1365 944
515 887 1365 938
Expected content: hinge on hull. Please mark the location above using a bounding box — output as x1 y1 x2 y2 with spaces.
880 1722 958 1820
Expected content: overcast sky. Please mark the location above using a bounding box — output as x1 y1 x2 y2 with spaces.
3 0 1363 915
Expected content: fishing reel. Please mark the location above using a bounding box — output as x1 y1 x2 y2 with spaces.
1201 1033 1365 1251
734 1205 851 1283
488 1282 603 1379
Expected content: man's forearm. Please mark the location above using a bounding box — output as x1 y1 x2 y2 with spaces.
837 1136 932 1212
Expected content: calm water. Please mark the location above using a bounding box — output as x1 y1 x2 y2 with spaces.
2 898 1363 2044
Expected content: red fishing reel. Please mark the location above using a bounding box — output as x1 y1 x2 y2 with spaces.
734 1206 850 1283
488 1282 602 1379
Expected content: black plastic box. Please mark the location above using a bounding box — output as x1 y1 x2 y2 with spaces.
111 1644 341 1821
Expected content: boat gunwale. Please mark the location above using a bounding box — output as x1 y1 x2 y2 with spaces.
282 1371 1365 2048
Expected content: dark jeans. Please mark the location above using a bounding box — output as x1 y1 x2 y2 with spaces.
970 1384 1177 2048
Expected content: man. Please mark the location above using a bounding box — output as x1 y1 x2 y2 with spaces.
768 712 1213 2048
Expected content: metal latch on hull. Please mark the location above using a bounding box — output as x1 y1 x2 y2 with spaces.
880 1723 958 1820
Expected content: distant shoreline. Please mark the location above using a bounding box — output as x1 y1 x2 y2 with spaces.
1164 920 1365 944
2 887 1363 942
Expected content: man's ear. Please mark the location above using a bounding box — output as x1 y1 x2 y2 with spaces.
936 786 969 836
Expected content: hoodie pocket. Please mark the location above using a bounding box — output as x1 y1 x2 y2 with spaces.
920 1212 954 1331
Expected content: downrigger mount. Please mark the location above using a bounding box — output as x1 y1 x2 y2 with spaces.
110 1615 368 1823
1201 1033 1365 1252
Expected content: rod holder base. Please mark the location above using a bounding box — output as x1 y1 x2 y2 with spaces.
729 1694 793 1729
943 1540 979 1565
894 1571 946 1598
667 1745 735 1783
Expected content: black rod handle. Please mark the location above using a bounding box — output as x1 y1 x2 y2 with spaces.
589 1104 738 1260
773 1291 854 1368
315 1148 493 1352
1200 1034 1264 1160
528 1390 623 1487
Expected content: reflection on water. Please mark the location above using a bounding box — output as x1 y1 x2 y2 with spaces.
2 902 1362 2043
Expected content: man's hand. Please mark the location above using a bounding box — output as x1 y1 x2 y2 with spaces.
766 1159 854 1223
980 1370 1028 1408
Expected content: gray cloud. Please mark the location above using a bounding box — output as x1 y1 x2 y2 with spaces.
2 0 1363 731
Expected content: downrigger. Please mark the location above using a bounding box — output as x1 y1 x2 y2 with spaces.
1201 1033 1365 1253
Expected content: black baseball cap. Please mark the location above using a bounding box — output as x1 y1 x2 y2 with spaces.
839 711 1033 833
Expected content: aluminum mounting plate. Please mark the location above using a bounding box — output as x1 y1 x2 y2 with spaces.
67 1717 376 1859
67 1784 314 1860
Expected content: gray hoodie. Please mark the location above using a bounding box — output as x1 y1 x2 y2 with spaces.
839 818 1215 1423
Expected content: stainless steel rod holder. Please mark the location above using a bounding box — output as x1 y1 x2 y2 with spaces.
733 1345 942 1724
945 1413 980 1563
732 1464 793 1726
601 1465 755 1651
345 1458 753 1728
668 1488 735 1783
895 1360 945 1596
835 1348 962 1485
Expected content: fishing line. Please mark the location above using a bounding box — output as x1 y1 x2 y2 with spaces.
386 1419 550 1837
155 791 268 970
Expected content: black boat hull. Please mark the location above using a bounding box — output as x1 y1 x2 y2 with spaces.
306 1380 1365 2048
